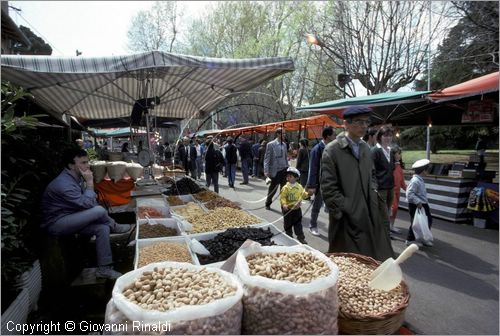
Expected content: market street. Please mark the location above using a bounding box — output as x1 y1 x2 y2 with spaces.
215 173 499 335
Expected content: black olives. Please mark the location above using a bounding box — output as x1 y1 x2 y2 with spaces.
196 227 277 264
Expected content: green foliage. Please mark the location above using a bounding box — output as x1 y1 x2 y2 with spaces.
1 81 72 287
14 26 53 55
399 125 498 153
414 1 499 90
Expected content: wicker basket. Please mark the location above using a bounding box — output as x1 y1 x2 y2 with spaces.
326 252 410 335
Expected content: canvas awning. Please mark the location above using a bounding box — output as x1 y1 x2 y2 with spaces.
90 127 147 138
204 114 342 138
1 51 294 126
428 71 499 103
295 91 431 122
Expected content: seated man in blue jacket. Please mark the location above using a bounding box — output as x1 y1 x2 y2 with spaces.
41 147 131 280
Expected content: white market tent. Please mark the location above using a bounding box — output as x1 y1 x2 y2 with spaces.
1 51 295 127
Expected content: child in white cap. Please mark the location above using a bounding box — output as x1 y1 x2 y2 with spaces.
280 167 309 244
406 158 433 247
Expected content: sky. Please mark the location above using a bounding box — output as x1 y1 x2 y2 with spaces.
9 1 209 57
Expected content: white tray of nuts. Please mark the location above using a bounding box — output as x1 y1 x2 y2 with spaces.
136 197 171 225
132 218 185 244
184 207 264 235
134 236 198 269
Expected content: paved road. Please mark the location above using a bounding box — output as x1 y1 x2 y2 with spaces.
213 173 499 335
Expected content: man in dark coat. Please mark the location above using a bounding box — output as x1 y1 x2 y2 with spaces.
320 106 394 261
179 136 197 179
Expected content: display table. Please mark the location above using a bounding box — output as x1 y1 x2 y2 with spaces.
399 174 477 223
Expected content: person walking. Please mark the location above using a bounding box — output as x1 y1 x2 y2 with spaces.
320 106 394 261
306 126 336 236
225 137 238 188
406 159 433 247
251 139 261 178
264 128 289 210
390 146 406 233
179 137 197 179
195 138 204 180
371 125 396 236
164 142 173 164
280 167 309 244
295 138 310 188
238 136 252 185
257 139 267 179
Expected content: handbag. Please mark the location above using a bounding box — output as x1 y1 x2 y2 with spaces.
412 207 433 242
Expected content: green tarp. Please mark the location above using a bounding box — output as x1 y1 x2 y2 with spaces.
295 91 431 114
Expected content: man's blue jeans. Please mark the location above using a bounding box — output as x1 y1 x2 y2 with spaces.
310 189 324 229
195 156 203 179
227 163 237 186
252 159 259 177
46 206 114 266
241 157 251 183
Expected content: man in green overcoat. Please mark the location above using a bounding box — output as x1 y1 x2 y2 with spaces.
320 106 394 261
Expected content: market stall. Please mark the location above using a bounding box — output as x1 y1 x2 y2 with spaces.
203 114 343 139
296 72 499 224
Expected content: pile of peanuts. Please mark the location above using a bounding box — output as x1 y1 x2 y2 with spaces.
241 252 338 334
138 224 177 239
138 242 192 267
193 190 220 202
122 266 237 311
166 195 185 206
189 207 261 233
172 202 206 219
247 252 331 283
203 198 241 210
330 255 406 317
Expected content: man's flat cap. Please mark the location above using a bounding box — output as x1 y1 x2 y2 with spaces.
343 105 373 118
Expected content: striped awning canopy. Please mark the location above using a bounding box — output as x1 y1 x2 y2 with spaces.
1 51 294 124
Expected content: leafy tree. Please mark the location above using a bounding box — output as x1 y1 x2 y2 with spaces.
127 1 183 52
13 25 52 55
314 1 452 95
414 1 499 90
184 1 323 123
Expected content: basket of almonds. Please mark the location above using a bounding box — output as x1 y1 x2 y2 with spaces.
327 252 410 335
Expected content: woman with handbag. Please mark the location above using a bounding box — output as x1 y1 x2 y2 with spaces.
406 158 433 247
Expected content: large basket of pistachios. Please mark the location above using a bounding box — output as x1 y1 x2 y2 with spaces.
327 253 410 335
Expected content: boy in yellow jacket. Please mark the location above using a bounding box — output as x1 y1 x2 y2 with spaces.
280 167 309 244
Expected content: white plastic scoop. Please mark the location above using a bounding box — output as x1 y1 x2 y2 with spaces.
190 238 211 256
368 244 419 291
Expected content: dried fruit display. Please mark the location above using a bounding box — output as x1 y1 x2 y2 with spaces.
196 227 276 264
204 198 241 210
330 255 406 317
189 207 261 233
172 202 206 220
138 224 178 239
193 190 220 202
138 242 192 267
166 195 185 206
138 206 165 219
163 177 202 195
247 252 330 283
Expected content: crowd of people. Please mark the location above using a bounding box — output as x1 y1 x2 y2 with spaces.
152 108 435 260
42 107 436 281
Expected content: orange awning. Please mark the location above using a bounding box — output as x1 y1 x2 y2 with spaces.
428 72 499 103
205 114 342 138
